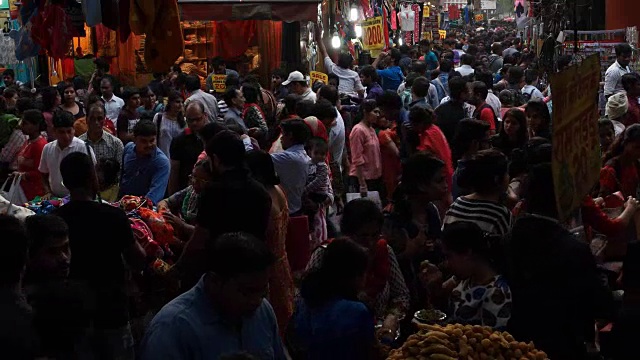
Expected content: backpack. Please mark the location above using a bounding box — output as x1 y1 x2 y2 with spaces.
521 88 537 103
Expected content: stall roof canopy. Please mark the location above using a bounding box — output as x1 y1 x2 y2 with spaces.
178 0 320 22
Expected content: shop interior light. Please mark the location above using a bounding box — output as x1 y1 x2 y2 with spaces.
331 32 341 48
350 6 358 22
355 24 362 38
398 37 403 46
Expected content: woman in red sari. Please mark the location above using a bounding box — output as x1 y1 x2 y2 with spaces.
306 198 410 336
600 124 640 198
15 110 48 201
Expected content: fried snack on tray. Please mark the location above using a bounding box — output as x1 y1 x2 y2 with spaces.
387 323 548 360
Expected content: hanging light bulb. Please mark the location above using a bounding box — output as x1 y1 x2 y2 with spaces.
398 37 403 46
355 24 362 38
350 5 358 22
331 32 341 48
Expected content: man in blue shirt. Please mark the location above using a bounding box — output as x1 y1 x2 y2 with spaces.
372 48 405 92
141 232 286 360
271 119 310 215
119 120 170 204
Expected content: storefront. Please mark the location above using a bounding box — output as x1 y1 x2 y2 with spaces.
176 0 320 86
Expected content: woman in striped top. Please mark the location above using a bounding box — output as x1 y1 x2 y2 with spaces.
443 149 512 236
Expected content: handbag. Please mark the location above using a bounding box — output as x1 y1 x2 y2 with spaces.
0 174 28 206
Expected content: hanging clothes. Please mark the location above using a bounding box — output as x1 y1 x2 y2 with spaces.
391 9 397 30
411 4 420 44
10 25 40 61
31 4 74 60
82 0 102 27
132 0 183 73
100 0 119 31
65 0 86 37
95 24 117 57
0 34 19 65
398 4 415 32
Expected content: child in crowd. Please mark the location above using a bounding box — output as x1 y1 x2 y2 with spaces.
599 118 616 156
97 158 120 202
304 137 333 248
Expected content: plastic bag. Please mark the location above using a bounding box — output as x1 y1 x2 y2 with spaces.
0 175 28 206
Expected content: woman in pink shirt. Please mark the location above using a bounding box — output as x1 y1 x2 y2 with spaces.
349 99 384 199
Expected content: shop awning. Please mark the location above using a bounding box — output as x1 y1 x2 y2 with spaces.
178 0 319 22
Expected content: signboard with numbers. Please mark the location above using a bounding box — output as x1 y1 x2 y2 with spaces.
551 54 601 221
438 30 447 40
310 71 328 85
210 74 227 93
474 14 484 22
362 17 385 51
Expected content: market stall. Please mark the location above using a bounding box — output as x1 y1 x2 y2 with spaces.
177 0 320 86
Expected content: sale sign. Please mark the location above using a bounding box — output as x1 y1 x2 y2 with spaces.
362 17 385 51
475 14 484 22
210 74 227 93
310 71 328 85
551 54 601 221
438 30 447 39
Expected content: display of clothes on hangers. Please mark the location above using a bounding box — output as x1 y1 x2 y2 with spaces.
395 1 420 45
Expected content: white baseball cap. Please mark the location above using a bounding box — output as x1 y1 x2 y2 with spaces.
281 71 305 86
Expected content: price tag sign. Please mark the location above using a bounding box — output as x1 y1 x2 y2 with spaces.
310 71 328 85
210 74 227 93
362 16 385 51
422 6 430 18
475 14 484 22
438 30 447 39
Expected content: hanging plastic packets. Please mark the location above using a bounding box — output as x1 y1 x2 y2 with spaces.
0 33 18 65
9 23 41 61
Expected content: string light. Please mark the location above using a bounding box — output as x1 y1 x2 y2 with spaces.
350 5 358 21
331 32 341 48
355 24 362 38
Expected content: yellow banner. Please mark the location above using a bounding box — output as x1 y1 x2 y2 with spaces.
438 30 447 40
362 16 385 51
551 54 601 221
210 74 227 93
310 71 328 85
423 6 430 18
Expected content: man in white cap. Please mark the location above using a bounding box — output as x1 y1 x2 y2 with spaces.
282 71 316 102
606 92 629 129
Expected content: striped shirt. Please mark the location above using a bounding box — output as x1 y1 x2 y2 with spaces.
443 197 512 236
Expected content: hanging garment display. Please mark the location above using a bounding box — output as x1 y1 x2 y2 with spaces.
391 9 397 30
10 25 41 61
138 0 184 72
0 34 19 65
95 24 117 57
82 0 102 27
31 4 75 60
411 4 420 44
398 4 415 32
65 0 86 37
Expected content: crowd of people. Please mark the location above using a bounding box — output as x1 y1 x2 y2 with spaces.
0 23 639 360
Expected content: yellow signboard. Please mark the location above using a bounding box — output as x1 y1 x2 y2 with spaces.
551 54 601 221
310 71 328 85
438 30 447 40
362 16 385 51
475 14 484 21
210 74 227 93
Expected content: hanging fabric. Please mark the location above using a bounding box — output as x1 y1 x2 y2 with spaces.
82 0 102 27
0 33 19 65
411 3 420 45
398 3 415 32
